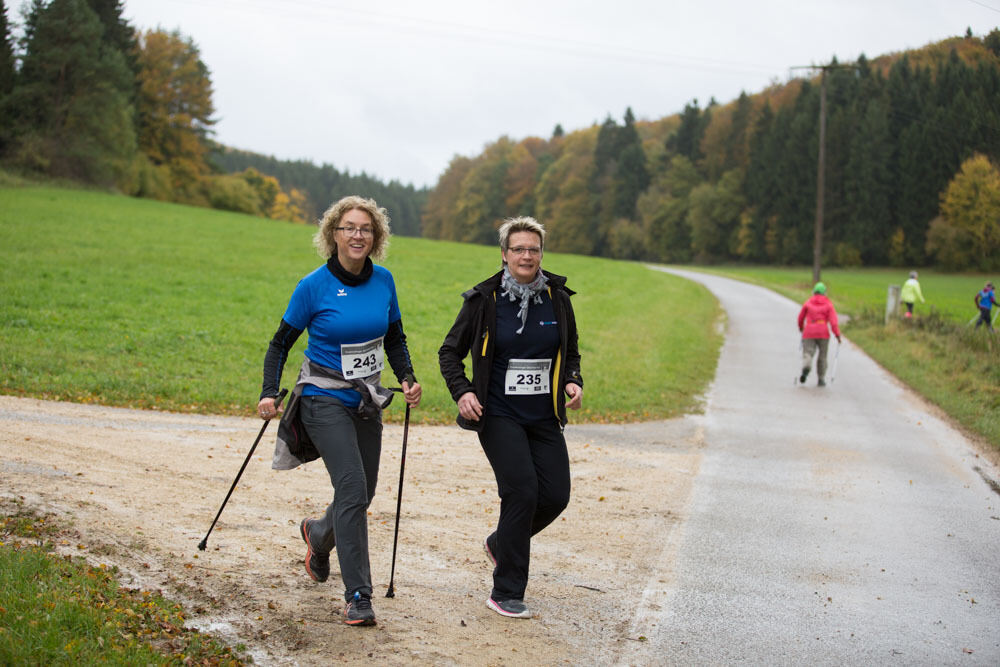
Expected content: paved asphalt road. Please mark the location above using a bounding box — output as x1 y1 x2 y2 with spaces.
624 268 1000 666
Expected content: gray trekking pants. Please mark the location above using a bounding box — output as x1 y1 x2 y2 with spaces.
298 395 382 602
801 337 830 380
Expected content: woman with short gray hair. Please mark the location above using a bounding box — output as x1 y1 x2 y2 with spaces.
439 216 584 619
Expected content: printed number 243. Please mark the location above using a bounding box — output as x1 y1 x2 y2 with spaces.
353 353 377 370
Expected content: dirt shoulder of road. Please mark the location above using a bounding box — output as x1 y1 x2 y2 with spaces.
0 396 705 665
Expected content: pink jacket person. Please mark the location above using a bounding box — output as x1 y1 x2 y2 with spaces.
798 294 841 339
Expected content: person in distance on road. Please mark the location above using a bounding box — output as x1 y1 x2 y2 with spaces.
438 216 583 620
900 271 924 319
257 195 421 627
798 281 842 387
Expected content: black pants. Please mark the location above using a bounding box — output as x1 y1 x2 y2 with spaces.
298 395 382 602
975 307 993 329
478 416 570 601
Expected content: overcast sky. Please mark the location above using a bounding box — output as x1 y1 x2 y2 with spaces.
118 0 1000 188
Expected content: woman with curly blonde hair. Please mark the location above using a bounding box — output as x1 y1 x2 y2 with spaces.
257 195 421 626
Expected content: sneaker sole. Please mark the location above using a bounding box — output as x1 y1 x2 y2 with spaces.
486 597 531 619
300 518 328 583
344 604 377 627
344 616 377 627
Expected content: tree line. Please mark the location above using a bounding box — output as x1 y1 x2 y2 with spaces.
211 148 427 236
422 32 1000 271
0 0 426 229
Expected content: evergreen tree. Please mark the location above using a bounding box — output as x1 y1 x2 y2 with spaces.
7 0 136 185
844 98 892 264
773 86 818 264
589 108 649 253
592 114 619 179
85 0 139 86
611 107 649 219
666 99 704 162
19 0 46 49
0 0 14 150
0 0 13 96
985 28 1000 58
724 92 753 170
741 102 777 262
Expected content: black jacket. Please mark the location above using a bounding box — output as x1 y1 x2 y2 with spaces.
438 269 583 432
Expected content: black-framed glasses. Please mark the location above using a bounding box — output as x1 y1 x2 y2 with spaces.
336 226 374 238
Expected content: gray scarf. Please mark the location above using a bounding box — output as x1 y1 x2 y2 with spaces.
500 265 548 334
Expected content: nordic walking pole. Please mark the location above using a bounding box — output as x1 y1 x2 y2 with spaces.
830 339 841 384
794 339 803 385
197 388 287 551
386 396 411 598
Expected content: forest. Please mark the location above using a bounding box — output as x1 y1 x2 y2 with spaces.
2 2 997 267
422 32 1000 270
211 148 426 236
0 0 426 233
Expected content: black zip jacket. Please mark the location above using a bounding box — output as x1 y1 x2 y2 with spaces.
438 269 583 432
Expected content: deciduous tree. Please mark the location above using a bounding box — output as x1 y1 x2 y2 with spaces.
930 153 1000 270
135 28 215 203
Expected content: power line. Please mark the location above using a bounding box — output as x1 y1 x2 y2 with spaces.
132 0 789 78
965 0 1000 15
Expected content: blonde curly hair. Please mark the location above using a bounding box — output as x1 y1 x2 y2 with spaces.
313 196 391 261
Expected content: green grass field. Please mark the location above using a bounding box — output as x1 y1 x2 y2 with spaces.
0 185 722 424
688 265 1000 450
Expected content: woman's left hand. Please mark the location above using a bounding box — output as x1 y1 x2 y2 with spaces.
565 382 583 410
401 380 422 408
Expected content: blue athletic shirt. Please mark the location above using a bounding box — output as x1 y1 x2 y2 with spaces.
282 263 401 408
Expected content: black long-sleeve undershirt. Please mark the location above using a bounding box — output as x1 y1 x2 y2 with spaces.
259 318 417 399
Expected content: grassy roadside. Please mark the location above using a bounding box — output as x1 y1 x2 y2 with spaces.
0 185 722 424
686 265 1000 451
0 499 249 665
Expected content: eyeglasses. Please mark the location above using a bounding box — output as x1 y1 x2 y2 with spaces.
507 246 541 257
336 226 374 238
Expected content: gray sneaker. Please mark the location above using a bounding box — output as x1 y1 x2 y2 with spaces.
487 596 531 619
344 592 376 626
300 518 330 583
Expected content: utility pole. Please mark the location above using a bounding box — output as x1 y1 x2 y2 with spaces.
790 61 860 284
813 67 827 284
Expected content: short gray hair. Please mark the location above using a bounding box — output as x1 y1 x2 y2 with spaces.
497 216 546 251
